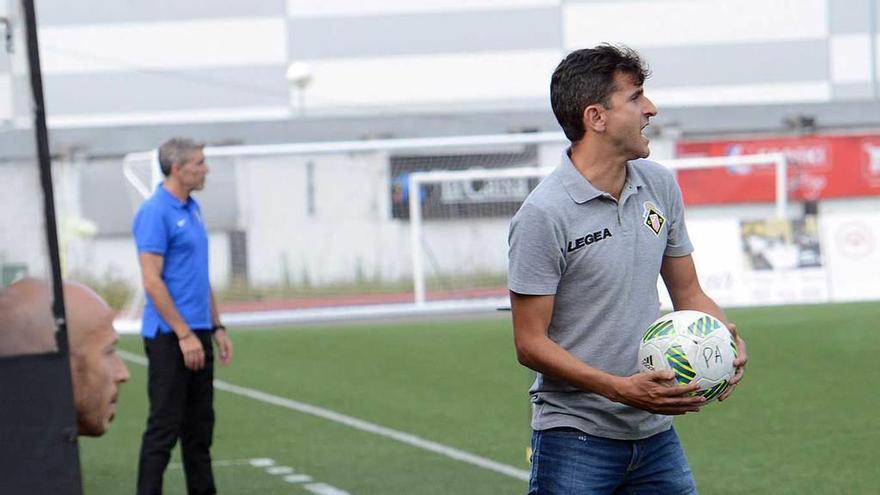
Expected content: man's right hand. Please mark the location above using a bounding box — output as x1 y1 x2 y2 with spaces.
178 332 205 370
610 370 705 415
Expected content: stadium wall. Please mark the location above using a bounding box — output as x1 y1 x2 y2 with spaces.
1 0 875 129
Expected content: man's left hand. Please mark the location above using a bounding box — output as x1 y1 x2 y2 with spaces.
213 328 233 366
719 322 747 402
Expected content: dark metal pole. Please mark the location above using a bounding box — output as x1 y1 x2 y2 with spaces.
21 0 69 354
0 4 83 493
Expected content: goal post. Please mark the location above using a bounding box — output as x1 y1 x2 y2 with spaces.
408 166 555 306
665 153 788 220
121 150 160 200
407 152 789 305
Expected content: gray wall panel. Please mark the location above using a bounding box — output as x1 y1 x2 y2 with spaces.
80 159 137 236
832 82 876 99
288 8 562 59
36 0 285 26
43 66 288 115
563 0 664 2
81 157 239 235
829 0 873 33
642 40 828 88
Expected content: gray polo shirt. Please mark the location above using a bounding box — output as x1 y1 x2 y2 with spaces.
508 150 693 440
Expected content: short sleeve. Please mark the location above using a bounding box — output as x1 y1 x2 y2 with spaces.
664 177 693 257
133 203 168 255
508 203 565 295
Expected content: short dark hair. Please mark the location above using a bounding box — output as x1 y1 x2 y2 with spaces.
157 138 204 177
550 44 650 142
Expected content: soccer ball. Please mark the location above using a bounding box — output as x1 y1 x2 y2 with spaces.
637 310 737 403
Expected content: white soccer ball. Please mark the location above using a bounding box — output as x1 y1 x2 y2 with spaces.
637 310 737 403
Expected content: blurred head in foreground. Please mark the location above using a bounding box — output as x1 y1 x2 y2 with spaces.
0 278 130 436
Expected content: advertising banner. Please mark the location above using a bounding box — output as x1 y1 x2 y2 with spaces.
675 134 880 205
660 218 830 309
819 211 880 302
389 146 540 220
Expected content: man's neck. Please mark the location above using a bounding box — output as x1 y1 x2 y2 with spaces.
569 140 629 200
162 179 190 203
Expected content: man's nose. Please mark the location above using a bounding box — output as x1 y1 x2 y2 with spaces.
115 355 130 382
644 97 657 117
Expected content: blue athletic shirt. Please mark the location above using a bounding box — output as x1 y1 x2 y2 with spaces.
133 185 211 338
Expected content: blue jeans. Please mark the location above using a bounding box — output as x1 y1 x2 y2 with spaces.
528 427 697 495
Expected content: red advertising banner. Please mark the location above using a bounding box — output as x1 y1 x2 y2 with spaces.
675 134 880 205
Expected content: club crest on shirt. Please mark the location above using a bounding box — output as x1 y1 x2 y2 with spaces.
643 201 666 236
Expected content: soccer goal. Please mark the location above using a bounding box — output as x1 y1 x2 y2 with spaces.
406 152 789 306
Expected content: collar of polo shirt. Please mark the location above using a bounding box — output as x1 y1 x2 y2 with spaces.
558 151 646 204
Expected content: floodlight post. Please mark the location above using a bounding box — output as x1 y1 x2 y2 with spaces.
286 62 312 117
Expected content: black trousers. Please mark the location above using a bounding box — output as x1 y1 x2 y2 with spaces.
137 331 216 495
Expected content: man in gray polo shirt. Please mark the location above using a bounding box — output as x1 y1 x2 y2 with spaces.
509 45 748 494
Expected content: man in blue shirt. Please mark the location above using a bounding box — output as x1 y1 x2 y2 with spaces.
133 138 232 495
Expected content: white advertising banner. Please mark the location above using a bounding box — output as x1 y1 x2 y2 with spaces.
820 212 880 302
660 217 831 309
688 218 745 306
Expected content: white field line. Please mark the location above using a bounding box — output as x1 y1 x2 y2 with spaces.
167 458 255 469
166 457 342 492
118 350 530 482
304 483 351 495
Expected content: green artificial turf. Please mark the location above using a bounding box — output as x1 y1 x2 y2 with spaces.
79 302 880 494
676 302 880 495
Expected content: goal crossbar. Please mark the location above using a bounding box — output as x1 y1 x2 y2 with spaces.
407 152 788 305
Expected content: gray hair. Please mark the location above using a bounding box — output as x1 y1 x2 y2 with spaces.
157 138 204 177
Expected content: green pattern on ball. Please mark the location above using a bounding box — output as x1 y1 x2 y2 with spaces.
687 316 721 337
642 319 675 343
665 345 696 384
701 380 729 401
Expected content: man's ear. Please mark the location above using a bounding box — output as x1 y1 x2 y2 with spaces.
584 104 606 133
